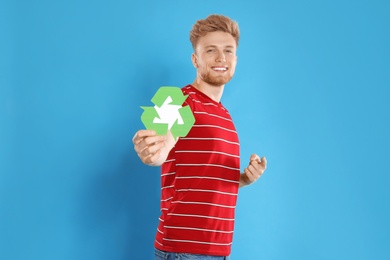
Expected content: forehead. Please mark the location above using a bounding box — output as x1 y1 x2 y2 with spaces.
196 31 237 50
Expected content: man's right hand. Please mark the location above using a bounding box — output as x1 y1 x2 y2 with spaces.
132 130 173 166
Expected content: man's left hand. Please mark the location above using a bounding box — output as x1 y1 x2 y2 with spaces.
240 154 267 187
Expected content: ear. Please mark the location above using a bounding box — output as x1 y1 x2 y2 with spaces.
191 53 198 68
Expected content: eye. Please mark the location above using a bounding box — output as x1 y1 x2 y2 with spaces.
225 49 233 54
207 49 215 53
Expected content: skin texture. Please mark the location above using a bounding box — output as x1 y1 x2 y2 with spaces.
133 31 267 187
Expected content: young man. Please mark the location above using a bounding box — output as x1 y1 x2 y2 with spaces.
133 14 267 260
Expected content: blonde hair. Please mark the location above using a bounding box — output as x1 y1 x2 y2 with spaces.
190 14 240 50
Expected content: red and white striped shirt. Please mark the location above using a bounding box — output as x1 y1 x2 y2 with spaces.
155 85 240 256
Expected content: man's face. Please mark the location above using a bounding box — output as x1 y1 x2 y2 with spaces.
192 31 237 87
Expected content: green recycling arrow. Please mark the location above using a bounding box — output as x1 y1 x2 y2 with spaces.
141 86 195 140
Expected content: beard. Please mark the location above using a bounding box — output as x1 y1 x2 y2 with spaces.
199 70 234 87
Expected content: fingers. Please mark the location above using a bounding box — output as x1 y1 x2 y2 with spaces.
138 139 165 158
250 154 260 162
133 130 167 165
133 130 164 152
140 149 162 165
250 154 267 170
132 130 157 144
147 149 163 164
247 162 262 179
260 156 267 169
134 135 165 152
243 167 257 184
243 154 267 185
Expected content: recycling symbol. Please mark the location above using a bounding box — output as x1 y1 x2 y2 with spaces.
141 86 195 140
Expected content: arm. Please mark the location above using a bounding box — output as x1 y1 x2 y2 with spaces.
239 154 267 188
132 130 177 166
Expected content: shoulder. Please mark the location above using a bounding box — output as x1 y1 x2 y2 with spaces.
182 85 198 110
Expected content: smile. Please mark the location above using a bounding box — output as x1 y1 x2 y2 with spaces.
211 66 228 71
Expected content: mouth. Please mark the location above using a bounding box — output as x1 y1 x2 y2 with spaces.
211 66 228 72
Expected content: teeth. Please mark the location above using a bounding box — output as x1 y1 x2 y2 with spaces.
212 67 227 71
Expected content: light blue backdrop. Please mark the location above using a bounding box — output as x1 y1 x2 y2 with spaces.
1 0 389 259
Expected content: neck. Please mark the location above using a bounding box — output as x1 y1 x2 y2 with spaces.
192 78 225 103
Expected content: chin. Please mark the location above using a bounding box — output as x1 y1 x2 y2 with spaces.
209 81 228 87
204 75 234 87
213 78 233 86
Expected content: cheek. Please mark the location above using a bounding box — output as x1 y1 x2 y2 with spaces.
232 57 237 66
229 63 237 74
196 58 206 68
200 62 211 71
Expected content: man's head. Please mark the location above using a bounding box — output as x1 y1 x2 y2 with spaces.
190 15 240 87
190 14 240 51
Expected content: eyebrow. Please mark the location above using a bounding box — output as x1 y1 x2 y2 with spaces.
205 45 235 49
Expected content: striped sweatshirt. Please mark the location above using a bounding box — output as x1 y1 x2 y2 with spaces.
154 85 240 256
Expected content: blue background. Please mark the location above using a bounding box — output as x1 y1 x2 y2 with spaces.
1 0 389 259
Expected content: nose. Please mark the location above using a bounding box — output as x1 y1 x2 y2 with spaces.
216 50 226 62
